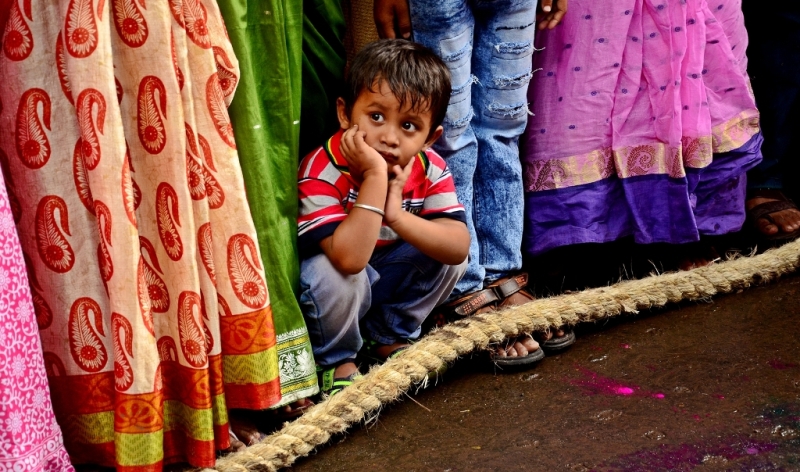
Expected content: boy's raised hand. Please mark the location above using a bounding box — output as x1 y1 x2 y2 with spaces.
339 125 388 182
384 159 414 226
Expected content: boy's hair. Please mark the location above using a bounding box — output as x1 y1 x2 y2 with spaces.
344 39 451 135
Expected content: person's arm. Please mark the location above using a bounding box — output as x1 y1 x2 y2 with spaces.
538 0 568 30
383 161 469 265
319 127 389 274
374 0 412 39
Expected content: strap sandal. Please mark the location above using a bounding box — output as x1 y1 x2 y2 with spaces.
538 329 576 353
316 364 362 397
431 273 533 328
747 189 800 243
490 336 545 368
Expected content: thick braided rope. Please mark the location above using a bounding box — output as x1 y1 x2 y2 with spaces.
207 239 800 472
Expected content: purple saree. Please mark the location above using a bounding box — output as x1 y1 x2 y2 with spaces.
521 0 762 256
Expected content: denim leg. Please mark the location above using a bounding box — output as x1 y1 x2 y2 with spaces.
362 242 467 345
470 0 536 283
410 0 485 296
299 254 377 367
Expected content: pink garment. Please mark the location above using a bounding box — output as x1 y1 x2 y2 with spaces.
0 165 72 471
522 0 758 192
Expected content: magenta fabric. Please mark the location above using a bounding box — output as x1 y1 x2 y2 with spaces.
0 165 73 470
521 0 761 256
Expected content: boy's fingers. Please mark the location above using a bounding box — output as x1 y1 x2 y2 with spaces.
541 0 552 13
548 10 566 29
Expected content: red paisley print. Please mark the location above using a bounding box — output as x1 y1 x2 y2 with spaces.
112 0 148 48
77 88 106 170
94 200 113 283
156 182 183 261
182 0 211 49
206 73 236 149
171 31 184 90
198 133 215 171
198 223 215 285
137 76 167 154
227 234 267 309
72 139 94 214
16 88 51 169
3 1 33 61
0 149 22 222
56 33 74 104
121 156 137 226
157 336 178 362
177 291 207 367
213 46 237 100
32 292 53 330
115 77 124 104
136 257 154 336
43 352 67 377
218 293 232 317
65 0 99 58
68 297 108 373
36 196 75 273
139 236 169 313
112 313 134 390
186 150 206 200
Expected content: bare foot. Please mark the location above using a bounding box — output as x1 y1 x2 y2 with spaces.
373 342 410 360
228 409 265 447
747 195 800 236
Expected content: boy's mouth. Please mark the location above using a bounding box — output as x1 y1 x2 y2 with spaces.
378 151 398 164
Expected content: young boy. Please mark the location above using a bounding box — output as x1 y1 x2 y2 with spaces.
297 39 470 395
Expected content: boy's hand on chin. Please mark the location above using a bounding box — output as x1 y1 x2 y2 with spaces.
339 125 387 181
384 159 414 226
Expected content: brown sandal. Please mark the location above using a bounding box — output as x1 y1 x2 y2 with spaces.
427 273 533 329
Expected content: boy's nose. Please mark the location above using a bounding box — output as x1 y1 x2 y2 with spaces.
380 128 400 147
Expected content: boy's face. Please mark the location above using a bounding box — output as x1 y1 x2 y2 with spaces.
337 81 443 170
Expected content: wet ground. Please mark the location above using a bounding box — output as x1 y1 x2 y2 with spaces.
293 271 800 472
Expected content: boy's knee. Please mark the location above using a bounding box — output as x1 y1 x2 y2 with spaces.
300 254 372 308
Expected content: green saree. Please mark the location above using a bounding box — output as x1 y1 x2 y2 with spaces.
219 0 346 406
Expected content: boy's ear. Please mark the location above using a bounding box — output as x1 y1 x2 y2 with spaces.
423 125 444 149
336 97 350 129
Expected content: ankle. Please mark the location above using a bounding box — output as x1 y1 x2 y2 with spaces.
333 362 358 379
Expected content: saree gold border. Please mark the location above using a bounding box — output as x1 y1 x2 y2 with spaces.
523 131 736 193
711 109 760 153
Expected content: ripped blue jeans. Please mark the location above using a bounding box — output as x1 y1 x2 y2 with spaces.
410 0 537 297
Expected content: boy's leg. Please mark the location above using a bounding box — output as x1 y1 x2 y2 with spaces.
470 0 536 284
362 242 467 345
299 253 375 367
409 0 484 297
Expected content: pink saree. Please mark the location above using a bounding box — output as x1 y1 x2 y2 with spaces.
0 165 72 471
521 0 762 255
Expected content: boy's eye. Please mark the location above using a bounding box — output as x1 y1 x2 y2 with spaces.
370 113 384 122
402 122 417 131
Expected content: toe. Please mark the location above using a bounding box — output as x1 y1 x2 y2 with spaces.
757 218 780 235
513 341 529 357
518 337 540 352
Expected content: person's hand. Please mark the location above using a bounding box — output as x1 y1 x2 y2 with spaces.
538 0 567 30
339 125 387 181
374 0 412 39
384 159 414 226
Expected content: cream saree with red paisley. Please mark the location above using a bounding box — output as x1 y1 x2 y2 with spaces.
0 0 281 469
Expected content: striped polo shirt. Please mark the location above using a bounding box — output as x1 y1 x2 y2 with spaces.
298 129 466 259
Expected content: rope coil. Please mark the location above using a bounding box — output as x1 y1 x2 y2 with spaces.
208 239 800 472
